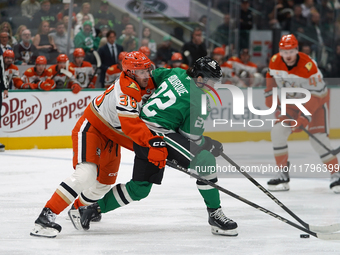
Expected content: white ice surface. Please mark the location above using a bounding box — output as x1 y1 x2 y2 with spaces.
1 140 340 255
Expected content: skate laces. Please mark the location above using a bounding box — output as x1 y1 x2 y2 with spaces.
210 208 232 224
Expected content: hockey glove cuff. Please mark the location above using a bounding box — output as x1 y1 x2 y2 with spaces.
148 136 168 169
71 83 82 94
202 136 223 157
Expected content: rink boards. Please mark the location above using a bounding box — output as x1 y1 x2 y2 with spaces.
1 87 340 149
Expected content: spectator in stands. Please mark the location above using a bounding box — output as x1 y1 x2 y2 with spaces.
116 24 138 51
301 0 316 19
21 0 41 22
156 35 177 67
94 0 116 30
240 0 253 49
20 55 55 90
13 25 27 44
56 3 77 27
62 16 75 41
114 12 131 38
0 22 17 46
212 14 233 47
31 0 57 30
13 29 39 65
74 14 96 38
0 32 13 55
33 21 58 64
104 51 126 88
3 50 23 89
50 22 74 55
181 27 207 66
290 4 308 35
94 13 113 36
164 52 188 70
76 2 94 28
142 27 157 58
304 12 325 48
98 30 123 87
227 48 258 86
171 26 184 41
74 21 99 55
300 42 315 59
98 25 110 48
269 0 294 30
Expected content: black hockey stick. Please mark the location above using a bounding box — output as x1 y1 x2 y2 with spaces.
166 160 340 240
220 152 340 233
278 107 340 156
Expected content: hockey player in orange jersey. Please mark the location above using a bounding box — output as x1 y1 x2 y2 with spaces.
21 56 55 91
211 47 246 87
164 52 189 70
69 48 97 92
48 54 82 93
104 51 126 88
2 50 23 89
265 34 340 193
30 51 163 238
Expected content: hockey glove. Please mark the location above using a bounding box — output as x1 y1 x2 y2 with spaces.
88 82 95 89
291 115 309 133
22 83 38 89
39 79 55 91
148 136 168 169
71 83 82 94
202 136 223 157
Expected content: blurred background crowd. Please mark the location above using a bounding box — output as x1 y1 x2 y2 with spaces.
1 0 339 89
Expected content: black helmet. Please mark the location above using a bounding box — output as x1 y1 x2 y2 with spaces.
192 57 222 80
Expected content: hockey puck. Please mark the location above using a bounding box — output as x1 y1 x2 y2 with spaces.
300 234 310 238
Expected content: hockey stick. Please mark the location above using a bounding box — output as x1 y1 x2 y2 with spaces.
278 107 340 156
220 152 340 233
87 51 101 87
166 160 340 240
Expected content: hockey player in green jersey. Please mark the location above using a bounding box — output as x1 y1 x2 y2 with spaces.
69 57 238 236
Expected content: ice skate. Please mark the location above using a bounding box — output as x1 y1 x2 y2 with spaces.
207 207 238 236
330 172 340 194
0 143 5 152
30 208 61 238
68 203 101 225
267 162 290 191
69 202 101 231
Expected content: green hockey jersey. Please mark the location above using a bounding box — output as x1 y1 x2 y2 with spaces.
140 67 209 142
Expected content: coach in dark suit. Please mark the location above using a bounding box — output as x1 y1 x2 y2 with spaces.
98 30 123 87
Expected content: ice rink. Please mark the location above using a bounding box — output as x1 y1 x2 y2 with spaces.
1 139 340 255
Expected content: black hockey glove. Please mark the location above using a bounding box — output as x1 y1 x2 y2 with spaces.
202 136 223 157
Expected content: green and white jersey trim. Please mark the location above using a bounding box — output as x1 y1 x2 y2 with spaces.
143 119 175 134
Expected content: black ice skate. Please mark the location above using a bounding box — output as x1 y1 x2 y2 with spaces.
330 172 340 194
30 208 62 238
68 203 101 225
69 202 101 231
207 207 238 236
0 143 5 152
267 162 290 191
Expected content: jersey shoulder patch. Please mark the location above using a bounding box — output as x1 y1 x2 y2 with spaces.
271 54 278 62
128 82 139 91
120 74 142 102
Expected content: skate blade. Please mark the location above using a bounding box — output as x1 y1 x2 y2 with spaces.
0 148 5 152
268 183 290 192
68 209 83 230
211 226 238 236
331 185 340 194
30 224 59 238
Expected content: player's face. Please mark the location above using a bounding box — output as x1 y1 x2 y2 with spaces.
4 57 13 65
75 57 84 66
58 62 66 69
36 64 45 74
134 69 150 88
212 54 223 62
280 48 298 66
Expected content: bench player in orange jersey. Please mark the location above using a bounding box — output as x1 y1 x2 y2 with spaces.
104 51 126 88
211 47 246 87
2 50 23 89
30 51 164 238
265 34 340 193
69 48 97 91
48 53 82 93
21 56 55 91
163 52 189 70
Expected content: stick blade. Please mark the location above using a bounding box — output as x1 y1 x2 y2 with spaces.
309 223 340 233
60 68 73 78
316 232 340 240
93 51 101 68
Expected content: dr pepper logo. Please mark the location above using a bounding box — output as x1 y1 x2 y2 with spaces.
0 96 42 132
